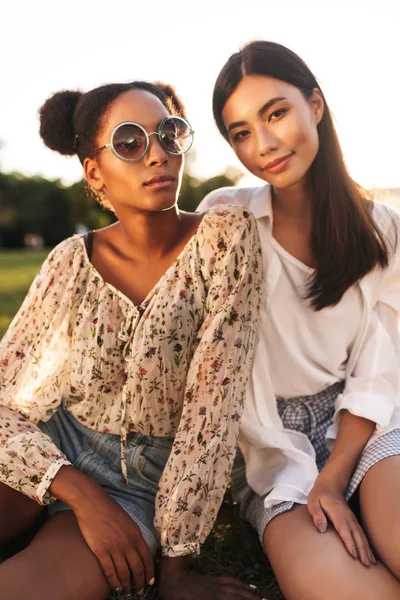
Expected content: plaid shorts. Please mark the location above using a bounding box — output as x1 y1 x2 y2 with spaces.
231 381 400 543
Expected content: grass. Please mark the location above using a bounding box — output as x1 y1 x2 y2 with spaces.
108 491 284 600
0 249 284 599
0 248 48 338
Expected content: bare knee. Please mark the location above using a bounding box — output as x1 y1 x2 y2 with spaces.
0 483 44 549
360 456 400 580
263 506 400 600
0 512 109 600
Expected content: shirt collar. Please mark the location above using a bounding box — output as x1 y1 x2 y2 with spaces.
247 184 273 221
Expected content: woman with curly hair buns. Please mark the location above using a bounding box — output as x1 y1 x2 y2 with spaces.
198 40 400 599
0 81 263 600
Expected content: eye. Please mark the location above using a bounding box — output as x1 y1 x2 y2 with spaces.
232 129 250 143
162 131 178 142
268 108 287 122
116 137 141 150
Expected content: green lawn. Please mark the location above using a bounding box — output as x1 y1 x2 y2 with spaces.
108 496 284 599
0 249 284 600
0 249 48 337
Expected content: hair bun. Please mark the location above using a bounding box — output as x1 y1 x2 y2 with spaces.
39 90 82 155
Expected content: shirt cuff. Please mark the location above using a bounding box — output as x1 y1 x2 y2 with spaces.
161 542 200 557
334 392 395 430
35 458 72 505
263 484 309 511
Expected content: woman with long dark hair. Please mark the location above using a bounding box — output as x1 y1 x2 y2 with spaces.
0 81 263 600
198 40 400 599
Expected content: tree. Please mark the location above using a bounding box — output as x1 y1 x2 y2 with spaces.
179 169 241 213
0 159 241 247
0 174 74 247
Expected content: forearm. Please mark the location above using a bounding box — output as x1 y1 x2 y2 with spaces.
49 464 104 511
0 406 71 504
321 410 375 488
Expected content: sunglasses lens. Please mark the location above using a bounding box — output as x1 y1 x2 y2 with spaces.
112 123 147 161
160 117 193 155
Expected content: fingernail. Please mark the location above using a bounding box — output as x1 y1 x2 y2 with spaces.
249 583 257 589
316 521 326 533
362 554 371 566
370 553 377 564
148 577 155 585
352 548 358 559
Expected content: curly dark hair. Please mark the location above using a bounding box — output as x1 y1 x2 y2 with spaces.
39 81 186 165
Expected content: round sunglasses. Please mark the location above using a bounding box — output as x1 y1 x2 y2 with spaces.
90 116 194 162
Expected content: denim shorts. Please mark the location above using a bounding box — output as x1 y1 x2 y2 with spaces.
38 402 173 554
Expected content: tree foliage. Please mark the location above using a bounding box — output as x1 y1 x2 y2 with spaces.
0 164 241 248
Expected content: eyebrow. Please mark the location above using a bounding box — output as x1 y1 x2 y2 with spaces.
227 97 287 132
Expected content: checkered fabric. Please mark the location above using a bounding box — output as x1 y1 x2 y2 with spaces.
345 428 400 499
231 381 400 543
276 380 345 471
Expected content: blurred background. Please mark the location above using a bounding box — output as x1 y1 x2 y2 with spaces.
1 0 399 337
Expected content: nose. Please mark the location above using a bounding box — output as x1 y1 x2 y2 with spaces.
145 131 168 166
255 125 279 156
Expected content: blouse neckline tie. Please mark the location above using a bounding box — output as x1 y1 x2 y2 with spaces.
117 306 146 484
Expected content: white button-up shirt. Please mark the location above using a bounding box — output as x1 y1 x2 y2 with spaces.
198 184 400 509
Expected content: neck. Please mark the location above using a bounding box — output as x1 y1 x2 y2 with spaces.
113 204 182 259
271 179 313 223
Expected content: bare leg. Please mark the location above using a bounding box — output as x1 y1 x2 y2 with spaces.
263 504 400 600
0 482 44 549
359 455 400 578
0 511 110 600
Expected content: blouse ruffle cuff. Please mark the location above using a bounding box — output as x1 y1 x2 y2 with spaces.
36 458 72 505
161 542 200 558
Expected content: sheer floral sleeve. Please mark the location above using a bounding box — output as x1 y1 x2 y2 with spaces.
155 206 263 556
0 239 76 503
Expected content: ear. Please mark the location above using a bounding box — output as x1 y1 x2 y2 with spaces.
310 88 324 125
84 157 104 192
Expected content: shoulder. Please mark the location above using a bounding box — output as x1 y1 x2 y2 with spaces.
41 234 85 273
48 234 83 256
197 185 263 212
371 200 400 228
201 204 258 235
195 206 260 279
371 200 400 232
371 201 400 253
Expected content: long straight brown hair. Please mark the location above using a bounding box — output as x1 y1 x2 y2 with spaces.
213 41 389 310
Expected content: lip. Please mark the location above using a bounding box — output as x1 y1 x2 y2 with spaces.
143 174 176 188
263 153 294 174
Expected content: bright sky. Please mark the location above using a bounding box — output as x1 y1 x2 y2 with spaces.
1 0 399 190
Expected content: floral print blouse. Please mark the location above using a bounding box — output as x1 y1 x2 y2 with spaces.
0 205 262 556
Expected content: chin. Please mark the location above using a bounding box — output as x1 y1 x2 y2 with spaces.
263 169 309 190
143 187 178 208
150 198 178 212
